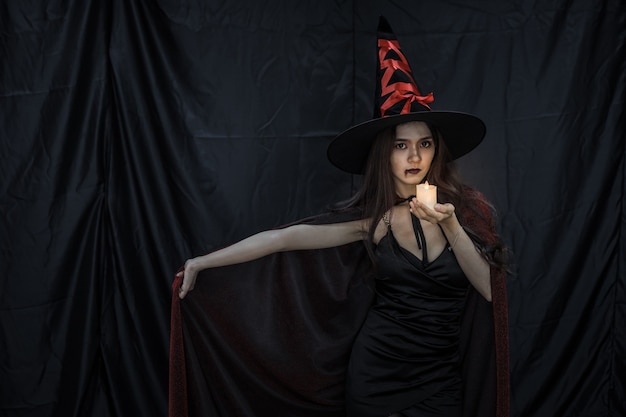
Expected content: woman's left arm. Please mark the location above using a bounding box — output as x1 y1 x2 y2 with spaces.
411 200 492 302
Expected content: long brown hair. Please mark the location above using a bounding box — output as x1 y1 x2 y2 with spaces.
337 121 509 270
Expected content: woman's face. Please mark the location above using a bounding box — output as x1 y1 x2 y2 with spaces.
390 121 435 198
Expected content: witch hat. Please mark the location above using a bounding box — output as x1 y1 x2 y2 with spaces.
327 16 486 174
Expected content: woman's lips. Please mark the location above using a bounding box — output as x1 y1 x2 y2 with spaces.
405 168 421 175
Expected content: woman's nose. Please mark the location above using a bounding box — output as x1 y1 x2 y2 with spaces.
408 146 421 161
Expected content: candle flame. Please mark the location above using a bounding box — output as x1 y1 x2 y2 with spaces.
424 181 429 189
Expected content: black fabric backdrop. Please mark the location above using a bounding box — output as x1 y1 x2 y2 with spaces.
1 1 624 416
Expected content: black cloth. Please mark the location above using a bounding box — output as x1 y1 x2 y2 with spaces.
169 204 509 417
346 216 470 416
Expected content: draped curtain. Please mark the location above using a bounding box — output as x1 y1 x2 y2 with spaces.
1 1 624 416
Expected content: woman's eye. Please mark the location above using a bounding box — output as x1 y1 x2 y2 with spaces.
421 140 432 148
394 142 407 149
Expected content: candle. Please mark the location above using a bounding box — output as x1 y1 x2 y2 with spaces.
415 181 437 209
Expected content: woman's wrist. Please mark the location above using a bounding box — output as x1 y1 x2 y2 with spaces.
438 214 460 234
438 216 463 247
185 256 204 273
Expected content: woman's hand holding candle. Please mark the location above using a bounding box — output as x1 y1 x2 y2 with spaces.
410 182 456 226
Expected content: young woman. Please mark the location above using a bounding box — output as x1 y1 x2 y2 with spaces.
177 120 506 416
171 17 509 417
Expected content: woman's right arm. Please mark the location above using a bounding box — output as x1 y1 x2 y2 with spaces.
178 220 367 299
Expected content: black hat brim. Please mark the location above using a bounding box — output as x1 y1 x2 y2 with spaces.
327 111 486 174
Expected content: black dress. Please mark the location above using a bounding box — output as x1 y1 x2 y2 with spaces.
346 215 470 417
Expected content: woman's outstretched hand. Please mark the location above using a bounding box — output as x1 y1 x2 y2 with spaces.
177 258 200 299
409 199 456 226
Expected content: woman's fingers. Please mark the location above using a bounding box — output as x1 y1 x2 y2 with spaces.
410 200 453 223
176 265 193 299
178 279 188 299
177 262 197 299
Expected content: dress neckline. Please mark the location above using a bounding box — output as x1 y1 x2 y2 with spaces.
395 195 429 265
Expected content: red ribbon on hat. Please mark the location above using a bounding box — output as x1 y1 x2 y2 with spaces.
378 39 434 116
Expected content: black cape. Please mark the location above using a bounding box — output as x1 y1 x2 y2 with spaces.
169 208 509 417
